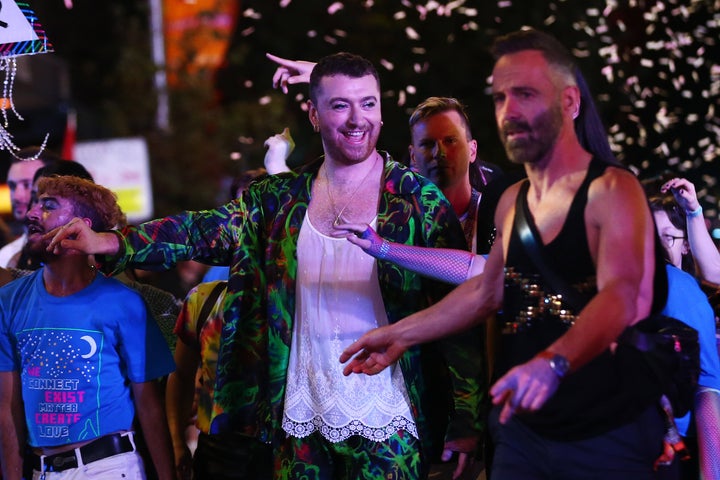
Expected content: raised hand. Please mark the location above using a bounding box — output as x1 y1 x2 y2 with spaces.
264 127 295 174
45 218 119 256
660 177 700 213
266 53 315 94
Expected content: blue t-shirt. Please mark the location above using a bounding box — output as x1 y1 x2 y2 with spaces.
0 270 175 447
662 264 720 435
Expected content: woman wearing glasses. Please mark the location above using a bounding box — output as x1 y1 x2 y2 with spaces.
649 193 720 480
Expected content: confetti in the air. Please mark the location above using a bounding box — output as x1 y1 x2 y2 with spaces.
232 0 718 219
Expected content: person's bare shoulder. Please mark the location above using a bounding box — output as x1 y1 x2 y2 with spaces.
588 166 649 222
590 164 643 194
0 267 12 287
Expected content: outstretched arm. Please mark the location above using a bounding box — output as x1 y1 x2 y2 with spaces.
50 204 244 275
339 182 517 377
266 53 315 94
340 229 505 376
335 223 484 284
662 178 720 284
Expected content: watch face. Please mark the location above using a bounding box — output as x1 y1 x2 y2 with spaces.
550 354 570 377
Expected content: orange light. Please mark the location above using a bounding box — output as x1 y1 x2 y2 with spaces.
0 184 11 215
163 0 239 86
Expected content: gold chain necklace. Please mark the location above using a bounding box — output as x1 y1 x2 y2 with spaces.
324 152 380 227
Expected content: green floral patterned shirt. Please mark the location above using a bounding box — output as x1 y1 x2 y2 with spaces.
107 153 484 456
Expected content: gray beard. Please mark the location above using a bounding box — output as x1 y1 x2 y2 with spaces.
502 106 563 165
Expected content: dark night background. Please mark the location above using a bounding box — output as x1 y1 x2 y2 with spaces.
3 0 718 229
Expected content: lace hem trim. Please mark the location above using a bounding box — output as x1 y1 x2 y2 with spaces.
282 415 418 443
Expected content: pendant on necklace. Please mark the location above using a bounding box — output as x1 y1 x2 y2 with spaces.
325 152 380 228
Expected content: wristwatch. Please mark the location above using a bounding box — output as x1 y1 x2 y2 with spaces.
538 351 570 379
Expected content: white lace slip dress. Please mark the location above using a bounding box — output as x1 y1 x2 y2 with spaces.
282 213 417 443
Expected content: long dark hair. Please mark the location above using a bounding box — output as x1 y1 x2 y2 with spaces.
573 68 621 166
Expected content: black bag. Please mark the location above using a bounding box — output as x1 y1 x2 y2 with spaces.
617 314 700 417
513 180 701 417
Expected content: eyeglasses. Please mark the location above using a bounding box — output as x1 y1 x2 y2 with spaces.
661 234 685 248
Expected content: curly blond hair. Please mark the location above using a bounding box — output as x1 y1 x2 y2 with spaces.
36 176 126 231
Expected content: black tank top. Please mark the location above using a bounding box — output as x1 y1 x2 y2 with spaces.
495 157 661 440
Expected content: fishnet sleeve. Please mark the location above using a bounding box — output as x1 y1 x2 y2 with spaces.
377 240 475 285
695 388 720 479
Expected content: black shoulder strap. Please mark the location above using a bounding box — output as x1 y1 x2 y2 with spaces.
196 281 226 339
515 173 668 316
513 180 586 312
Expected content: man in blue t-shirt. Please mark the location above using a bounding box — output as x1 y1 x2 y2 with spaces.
0 176 176 480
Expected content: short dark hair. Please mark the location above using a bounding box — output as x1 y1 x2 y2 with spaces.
409 96 489 188
491 28 577 86
309 52 380 104
33 161 94 184
649 194 686 235
409 97 472 140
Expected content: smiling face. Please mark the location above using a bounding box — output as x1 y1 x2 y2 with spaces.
308 74 382 165
491 50 566 166
409 109 477 190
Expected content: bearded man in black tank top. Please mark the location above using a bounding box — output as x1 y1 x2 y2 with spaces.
342 29 669 480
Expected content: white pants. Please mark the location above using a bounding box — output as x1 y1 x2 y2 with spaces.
32 451 145 480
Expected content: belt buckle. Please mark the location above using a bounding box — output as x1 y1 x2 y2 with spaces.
38 450 77 474
52 453 76 469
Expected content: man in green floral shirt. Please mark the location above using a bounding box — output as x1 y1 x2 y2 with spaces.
48 52 483 480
